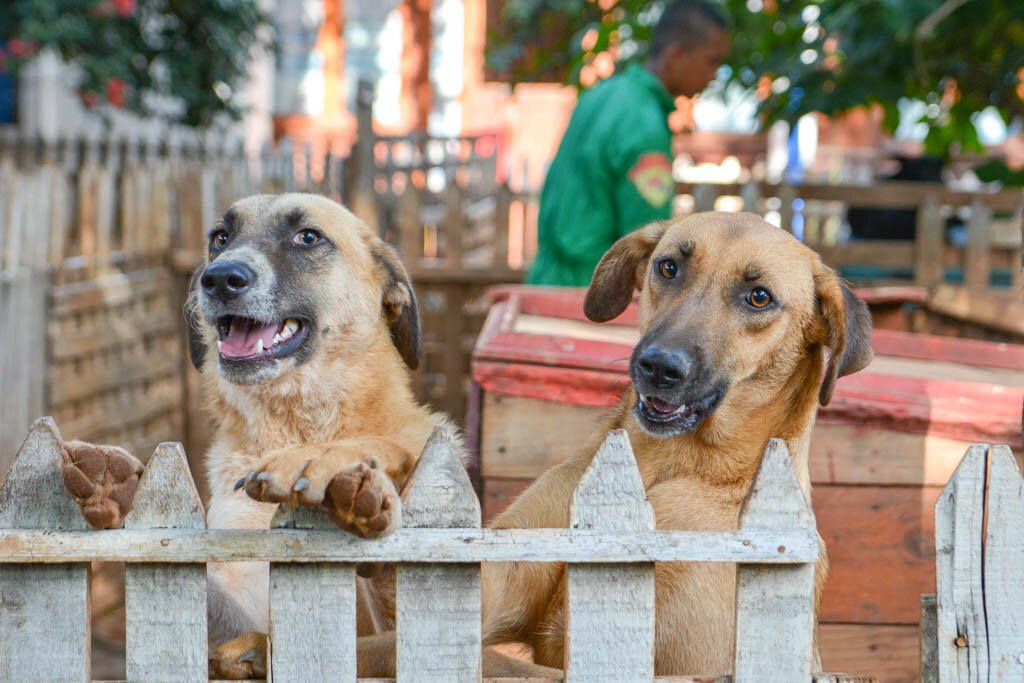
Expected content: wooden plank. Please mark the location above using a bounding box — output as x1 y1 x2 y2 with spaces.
734 439 816 682
819 623 919 683
964 198 992 287
816 484 939 625
48 346 179 405
397 426 482 681
816 242 916 269
49 309 178 360
0 418 91 681
927 283 1024 337
809 424 972 487
481 394 605 479
269 506 357 681
935 444 988 682
483 477 532 524
49 268 173 315
914 194 943 286
981 445 1024 679
566 429 655 681
123 442 208 681
920 595 937 683
0 525 819 565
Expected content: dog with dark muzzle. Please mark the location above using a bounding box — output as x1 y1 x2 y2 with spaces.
58 193 455 678
358 211 874 678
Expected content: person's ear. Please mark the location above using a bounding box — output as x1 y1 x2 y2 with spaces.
584 222 668 323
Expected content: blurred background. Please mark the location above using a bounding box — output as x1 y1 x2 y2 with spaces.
0 1 1022 681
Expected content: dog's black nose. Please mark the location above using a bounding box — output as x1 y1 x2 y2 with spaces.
201 261 254 301
636 346 691 389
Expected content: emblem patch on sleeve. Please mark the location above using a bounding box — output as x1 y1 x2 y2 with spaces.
627 152 674 208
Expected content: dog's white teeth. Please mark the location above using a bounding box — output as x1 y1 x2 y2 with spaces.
217 340 223 352
272 333 282 346
256 339 264 354
673 404 689 415
285 319 299 334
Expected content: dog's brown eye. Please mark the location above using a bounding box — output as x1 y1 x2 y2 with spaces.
657 259 678 279
747 286 772 308
211 230 229 249
294 229 322 246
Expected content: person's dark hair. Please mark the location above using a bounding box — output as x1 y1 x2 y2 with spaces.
650 0 728 56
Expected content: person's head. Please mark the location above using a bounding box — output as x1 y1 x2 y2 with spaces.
646 0 730 98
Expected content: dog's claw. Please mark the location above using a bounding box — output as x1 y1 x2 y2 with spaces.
294 477 309 492
233 477 246 491
256 471 270 482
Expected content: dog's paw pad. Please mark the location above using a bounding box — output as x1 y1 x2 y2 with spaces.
209 631 268 680
60 440 143 530
323 458 400 538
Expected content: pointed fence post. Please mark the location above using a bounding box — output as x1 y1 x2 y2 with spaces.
734 438 817 682
269 505 357 681
935 444 988 682
980 445 1024 679
396 426 481 681
566 429 655 682
0 418 91 681
123 442 208 682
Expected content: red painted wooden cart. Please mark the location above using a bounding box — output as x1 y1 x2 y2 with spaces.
470 285 1024 683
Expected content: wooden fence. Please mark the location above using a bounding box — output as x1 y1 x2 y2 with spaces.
0 416 843 682
920 443 1024 682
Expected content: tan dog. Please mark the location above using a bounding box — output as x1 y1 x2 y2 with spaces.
59 193 452 678
356 211 873 678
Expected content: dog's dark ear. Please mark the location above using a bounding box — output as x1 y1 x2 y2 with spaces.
814 263 873 405
186 264 207 371
372 241 422 370
584 221 668 322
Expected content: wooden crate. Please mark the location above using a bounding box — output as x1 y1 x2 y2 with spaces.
470 286 1024 683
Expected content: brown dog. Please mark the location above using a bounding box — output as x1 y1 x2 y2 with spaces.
357 211 873 677
59 193 453 678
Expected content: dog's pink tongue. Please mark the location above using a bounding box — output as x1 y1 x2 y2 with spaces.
220 319 280 358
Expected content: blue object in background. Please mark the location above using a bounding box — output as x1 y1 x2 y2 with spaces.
0 44 15 123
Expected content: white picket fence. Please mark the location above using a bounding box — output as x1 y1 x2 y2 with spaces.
920 443 1024 683
1 417 832 682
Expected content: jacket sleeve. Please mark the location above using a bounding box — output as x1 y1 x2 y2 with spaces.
609 122 674 238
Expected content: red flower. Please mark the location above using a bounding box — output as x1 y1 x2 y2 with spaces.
113 0 136 17
8 39 39 58
106 77 126 107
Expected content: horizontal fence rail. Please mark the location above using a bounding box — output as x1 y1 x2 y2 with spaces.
0 416 824 681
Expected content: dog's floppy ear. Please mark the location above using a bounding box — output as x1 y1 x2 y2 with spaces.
814 262 873 405
186 264 207 372
372 241 422 370
584 221 668 322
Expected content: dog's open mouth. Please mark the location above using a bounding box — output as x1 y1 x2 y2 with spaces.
636 389 722 433
217 316 308 361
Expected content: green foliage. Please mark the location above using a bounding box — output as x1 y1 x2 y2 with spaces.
0 0 273 127
487 0 1024 159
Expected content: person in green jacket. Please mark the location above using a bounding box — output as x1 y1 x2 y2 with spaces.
526 0 730 287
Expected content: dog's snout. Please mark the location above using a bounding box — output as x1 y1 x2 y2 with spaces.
637 346 692 389
201 261 255 301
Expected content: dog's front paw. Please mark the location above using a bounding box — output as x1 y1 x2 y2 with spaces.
322 457 401 538
209 631 267 680
60 440 144 529
242 445 401 538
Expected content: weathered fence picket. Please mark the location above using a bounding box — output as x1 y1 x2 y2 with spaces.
270 505 358 681
926 442 1024 682
396 426 482 681
123 442 208 681
734 438 818 682
566 429 655 681
0 418 90 681
0 419 830 681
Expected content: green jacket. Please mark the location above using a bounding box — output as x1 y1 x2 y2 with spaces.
526 64 676 287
